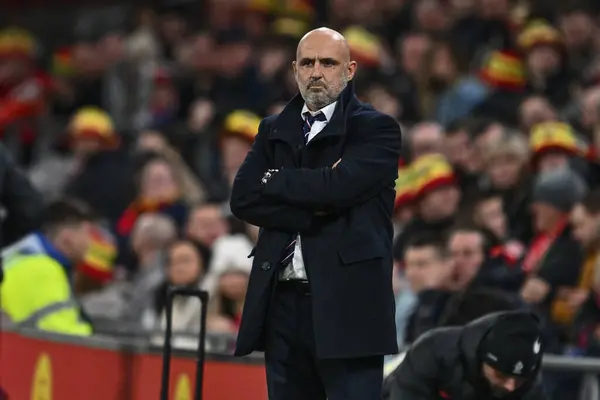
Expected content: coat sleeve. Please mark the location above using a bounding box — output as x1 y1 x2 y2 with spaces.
0 143 43 246
230 120 316 233
261 114 401 211
388 331 441 400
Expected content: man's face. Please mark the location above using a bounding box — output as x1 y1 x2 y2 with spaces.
404 245 449 292
519 96 558 132
449 231 485 289
293 32 356 110
60 222 93 263
482 364 525 396
475 197 507 240
571 204 600 248
185 205 228 247
410 123 443 159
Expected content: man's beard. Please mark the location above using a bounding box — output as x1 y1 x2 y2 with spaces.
301 75 348 110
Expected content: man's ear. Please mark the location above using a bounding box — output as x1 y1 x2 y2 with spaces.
347 60 357 80
292 60 297 76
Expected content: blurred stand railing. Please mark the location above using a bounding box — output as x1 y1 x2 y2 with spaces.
543 354 600 400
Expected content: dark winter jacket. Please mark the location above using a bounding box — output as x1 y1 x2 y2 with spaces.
385 311 547 400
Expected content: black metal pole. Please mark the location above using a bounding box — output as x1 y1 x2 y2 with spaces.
159 286 174 400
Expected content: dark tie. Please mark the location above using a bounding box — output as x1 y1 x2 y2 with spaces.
302 111 327 143
279 112 327 267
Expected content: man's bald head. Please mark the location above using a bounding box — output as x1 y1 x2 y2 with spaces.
296 27 350 62
293 27 357 110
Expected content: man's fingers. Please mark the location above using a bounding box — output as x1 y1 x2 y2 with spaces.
332 158 341 168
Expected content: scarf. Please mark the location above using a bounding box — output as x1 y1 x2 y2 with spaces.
116 194 180 236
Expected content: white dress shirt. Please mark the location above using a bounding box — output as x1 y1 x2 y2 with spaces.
279 101 337 281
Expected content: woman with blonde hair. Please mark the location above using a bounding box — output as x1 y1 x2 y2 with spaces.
482 132 534 243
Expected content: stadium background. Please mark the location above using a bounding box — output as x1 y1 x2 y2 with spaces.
3 0 600 398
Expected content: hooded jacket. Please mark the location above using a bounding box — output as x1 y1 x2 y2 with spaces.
385 311 547 400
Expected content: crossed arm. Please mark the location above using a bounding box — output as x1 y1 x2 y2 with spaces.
229 114 401 232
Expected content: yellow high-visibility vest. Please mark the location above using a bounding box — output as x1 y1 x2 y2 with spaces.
1 253 92 336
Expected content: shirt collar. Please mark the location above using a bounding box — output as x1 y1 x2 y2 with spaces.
34 231 72 269
301 101 337 121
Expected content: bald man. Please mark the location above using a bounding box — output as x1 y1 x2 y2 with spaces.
230 28 402 399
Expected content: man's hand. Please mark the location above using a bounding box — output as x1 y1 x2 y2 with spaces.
261 169 279 185
332 158 341 168
520 277 551 304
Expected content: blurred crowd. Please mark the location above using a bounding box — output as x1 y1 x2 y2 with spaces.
2 0 600 396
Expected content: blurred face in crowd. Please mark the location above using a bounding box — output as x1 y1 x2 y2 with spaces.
399 34 430 76
580 87 600 129
537 152 569 173
140 159 179 201
185 204 228 248
221 136 252 177
136 131 168 153
167 241 204 286
404 244 451 292
571 204 600 249
430 44 457 86
293 28 356 111
54 221 93 263
218 41 252 77
99 33 125 65
414 0 448 33
519 96 558 132
486 153 523 189
449 231 485 289
419 185 460 221
72 42 104 76
526 46 561 77
71 137 103 157
531 202 564 233
160 13 187 44
410 123 444 159
474 196 507 240
218 270 249 301
450 0 476 15
560 11 595 50
365 85 401 119
445 130 478 173
478 0 509 19
0 57 30 83
482 364 525 396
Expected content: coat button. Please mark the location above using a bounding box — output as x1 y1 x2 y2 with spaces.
261 261 271 271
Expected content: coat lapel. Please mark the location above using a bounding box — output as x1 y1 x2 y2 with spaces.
269 80 359 148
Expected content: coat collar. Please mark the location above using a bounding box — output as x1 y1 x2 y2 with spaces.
269 80 358 146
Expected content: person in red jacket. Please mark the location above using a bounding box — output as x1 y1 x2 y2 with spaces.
0 27 53 158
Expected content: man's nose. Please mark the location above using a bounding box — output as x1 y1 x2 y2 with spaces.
502 378 517 392
310 61 324 78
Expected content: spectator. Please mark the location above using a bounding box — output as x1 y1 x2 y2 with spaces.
402 234 453 344
1 198 95 336
521 167 587 349
184 202 229 267
80 213 177 328
60 107 134 224
481 132 533 242
393 154 460 261
115 153 188 261
407 121 444 160
206 268 250 334
148 240 206 344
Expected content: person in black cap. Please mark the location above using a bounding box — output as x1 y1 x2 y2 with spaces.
385 310 547 399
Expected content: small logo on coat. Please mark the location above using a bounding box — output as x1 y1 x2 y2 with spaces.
513 361 523 375
533 338 541 354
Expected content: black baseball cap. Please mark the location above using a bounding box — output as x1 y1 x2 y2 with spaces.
478 312 543 379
